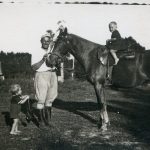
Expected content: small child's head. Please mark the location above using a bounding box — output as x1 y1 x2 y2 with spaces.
10 84 22 96
109 21 117 32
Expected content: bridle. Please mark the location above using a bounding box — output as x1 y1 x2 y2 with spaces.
47 35 71 61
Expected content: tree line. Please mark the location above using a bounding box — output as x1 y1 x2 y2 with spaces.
0 51 33 78
0 51 85 80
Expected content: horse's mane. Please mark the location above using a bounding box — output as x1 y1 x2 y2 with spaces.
57 33 145 53
125 36 145 53
69 34 103 47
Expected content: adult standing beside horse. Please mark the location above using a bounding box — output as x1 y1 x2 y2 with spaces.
31 32 58 126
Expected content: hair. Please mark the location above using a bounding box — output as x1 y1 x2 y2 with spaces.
109 21 117 25
9 84 21 95
109 21 117 26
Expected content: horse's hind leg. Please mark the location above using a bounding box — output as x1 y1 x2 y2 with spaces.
94 83 109 131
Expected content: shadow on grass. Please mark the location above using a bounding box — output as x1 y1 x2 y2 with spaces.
54 87 150 145
108 87 150 144
37 139 141 150
37 137 77 150
1 111 12 126
53 99 99 125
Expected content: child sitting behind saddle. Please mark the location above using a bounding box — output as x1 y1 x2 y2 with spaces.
107 21 122 65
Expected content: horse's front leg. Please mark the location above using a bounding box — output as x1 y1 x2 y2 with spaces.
94 83 109 131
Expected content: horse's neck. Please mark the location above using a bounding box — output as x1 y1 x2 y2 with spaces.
68 34 94 71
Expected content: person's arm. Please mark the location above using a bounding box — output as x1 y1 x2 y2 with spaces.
18 95 30 104
31 54 48 71
31 59 45 71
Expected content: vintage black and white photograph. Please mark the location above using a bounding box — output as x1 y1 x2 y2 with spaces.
0 0 150 149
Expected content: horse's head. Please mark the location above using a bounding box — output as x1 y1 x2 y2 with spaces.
48 33 71 67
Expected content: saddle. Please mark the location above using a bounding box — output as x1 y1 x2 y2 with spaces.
98 37 139 66
98 46 136 66
97 47 136 84
108 49 135 66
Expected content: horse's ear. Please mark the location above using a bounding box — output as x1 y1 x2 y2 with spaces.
64 28 68 36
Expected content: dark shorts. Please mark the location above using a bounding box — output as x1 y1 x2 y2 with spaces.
107 39 128 51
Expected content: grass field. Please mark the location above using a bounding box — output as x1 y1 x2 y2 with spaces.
0 78 150 150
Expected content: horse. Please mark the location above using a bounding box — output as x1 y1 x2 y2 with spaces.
47 33 112 131
47 32 150 130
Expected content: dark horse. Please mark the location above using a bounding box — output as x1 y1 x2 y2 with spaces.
47 33 148 130
48 33 111 131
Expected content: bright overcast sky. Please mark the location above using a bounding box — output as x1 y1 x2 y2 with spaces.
0 3 150 55
1 0 150 4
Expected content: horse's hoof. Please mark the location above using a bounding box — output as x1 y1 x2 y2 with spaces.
101 126 107 132
107 121 110 126
100 123 108 132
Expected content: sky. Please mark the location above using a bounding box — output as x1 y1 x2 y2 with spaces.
0 3 150 56
1 0 150 4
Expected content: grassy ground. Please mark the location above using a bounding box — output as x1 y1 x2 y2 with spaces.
0 78 150 150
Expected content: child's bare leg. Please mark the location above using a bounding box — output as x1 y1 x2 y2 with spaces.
110 49 119 65
15 120 21 133
10 119 19 135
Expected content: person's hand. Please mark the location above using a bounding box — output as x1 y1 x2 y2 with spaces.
18 95 29 104
21 95 29 99
42 53 49 61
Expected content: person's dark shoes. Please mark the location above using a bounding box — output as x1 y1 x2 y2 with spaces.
41 107 52 126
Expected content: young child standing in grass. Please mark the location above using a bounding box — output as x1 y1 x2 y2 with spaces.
9 84 29 135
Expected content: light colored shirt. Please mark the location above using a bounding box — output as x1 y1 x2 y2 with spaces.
31 47 51 72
